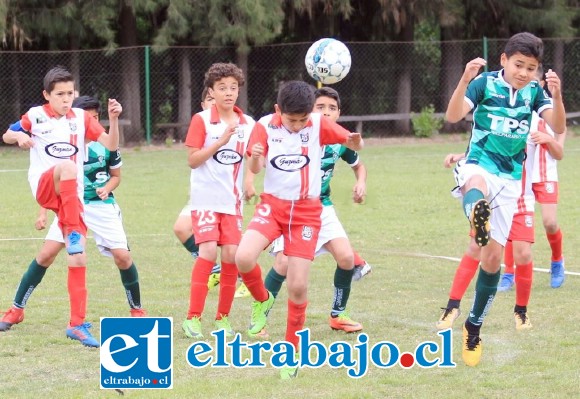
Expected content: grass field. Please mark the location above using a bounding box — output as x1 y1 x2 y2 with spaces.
1 135 579 398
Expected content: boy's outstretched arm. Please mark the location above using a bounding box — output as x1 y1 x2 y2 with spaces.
445 58 486 123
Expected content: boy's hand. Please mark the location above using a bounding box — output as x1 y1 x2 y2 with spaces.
219 124 238 145
545 69 561 98
96 187 110 200
348 132 362 145
530 130 553 145
108 99 123 120
251 143 264 158
462 58 487 84
16 133 34 149
443 153 464 168
352 182 366 204
35 213 47 230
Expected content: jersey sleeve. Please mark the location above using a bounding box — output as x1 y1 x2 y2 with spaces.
340 146 360 167
246 122 269 158
533 86 553 115
84 111 106 142
464 73 486 110
185 114 207 148
20 113 32 132
109 148 122 169
319 117 349 145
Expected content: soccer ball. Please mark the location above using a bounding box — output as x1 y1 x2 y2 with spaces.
305 38 351 85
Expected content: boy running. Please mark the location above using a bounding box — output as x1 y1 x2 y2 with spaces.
235 81 363 379
2 66 122 346
0 96 146 347
265 87 368 333
182 63 255 340
445 32 565 366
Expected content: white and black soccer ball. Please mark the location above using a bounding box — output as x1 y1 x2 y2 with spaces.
305 38 351 85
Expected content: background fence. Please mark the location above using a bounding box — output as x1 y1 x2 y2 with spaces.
1 38 579 144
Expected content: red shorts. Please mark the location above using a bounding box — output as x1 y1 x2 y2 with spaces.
532 182 558 204
36 167 87 236
507 211 535 243
247 193 322 260
190 210 242 246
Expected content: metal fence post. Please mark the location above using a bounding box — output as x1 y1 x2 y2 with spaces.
483 36 488 72
144 45 151 145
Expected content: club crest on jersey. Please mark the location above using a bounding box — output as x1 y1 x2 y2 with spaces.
213 149 243 165
236 127 244 139
35 116 47 124
300 132 309 144
302 226 313 241
270 154 310 172
45 142 79 159
69 121 77 131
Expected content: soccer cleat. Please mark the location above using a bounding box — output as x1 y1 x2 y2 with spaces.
280 364 299 380
0 306 25 332
352 262 372 282
514 311 532 330
207 273 221 290
550 259 565 288
214 315 235 338
436 307 460 330
462 325 482 367
66 231 84 255
211 264 222 274
248 292 274 337
471 199 491 247
191 251 199 259
130 308 147 317
66 322 99 347
329 312 363 333
497 273 515 292
182 317 204 340
234 282 251 298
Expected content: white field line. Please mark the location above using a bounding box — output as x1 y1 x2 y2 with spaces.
0 169 27 172
1 235 579 277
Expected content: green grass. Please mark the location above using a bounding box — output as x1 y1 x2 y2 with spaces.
1 135 579 398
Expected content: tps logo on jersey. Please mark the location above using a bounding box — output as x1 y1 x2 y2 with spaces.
100 317 173 390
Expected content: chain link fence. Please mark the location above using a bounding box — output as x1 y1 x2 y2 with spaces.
1 38 579 144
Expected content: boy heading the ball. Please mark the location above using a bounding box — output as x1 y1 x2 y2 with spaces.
445 32 565 367
235 80 363 379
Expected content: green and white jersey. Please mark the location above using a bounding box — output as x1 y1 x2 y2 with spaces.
465 70 552 180
320 144 359 206
83 142 122 204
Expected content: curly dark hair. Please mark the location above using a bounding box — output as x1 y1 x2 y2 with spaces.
204 63 245 88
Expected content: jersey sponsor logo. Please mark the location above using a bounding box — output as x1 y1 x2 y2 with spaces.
45 142 79 159
270 154 310 172
213 149 243 165
487 114 530 135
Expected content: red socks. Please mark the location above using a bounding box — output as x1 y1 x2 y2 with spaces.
239 265 268 302
286 300 308 350
353 251 365 266
515 261 533 307
187 257 214 319
547 230 563 262
68 266 87 327
216 262 237 319
59 179 81 233
448 254 479 300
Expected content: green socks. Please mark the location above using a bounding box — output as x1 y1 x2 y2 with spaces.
119 263 142 309
13 259 48 308
264 267 286 298
331 266 354 317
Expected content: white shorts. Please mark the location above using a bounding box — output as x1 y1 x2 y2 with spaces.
179 204 193 217
270 205 348 257
47 202 129 257
452 163 521 246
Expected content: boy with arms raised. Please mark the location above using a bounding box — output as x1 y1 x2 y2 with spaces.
445 32 565 366
2 66 122 346
0 96 145 346
182 63 255 340
235 81 363 379
265 87 368 333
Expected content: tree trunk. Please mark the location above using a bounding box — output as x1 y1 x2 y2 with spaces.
552 39 564 86
118 0 142 144
178 51 192 142
236 50 249 111
439 27 465 132
394 5 414 135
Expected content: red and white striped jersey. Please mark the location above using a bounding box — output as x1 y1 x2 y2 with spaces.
247 113 350 200
20 104 103 199
185 105 255 215
531 112 559 183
